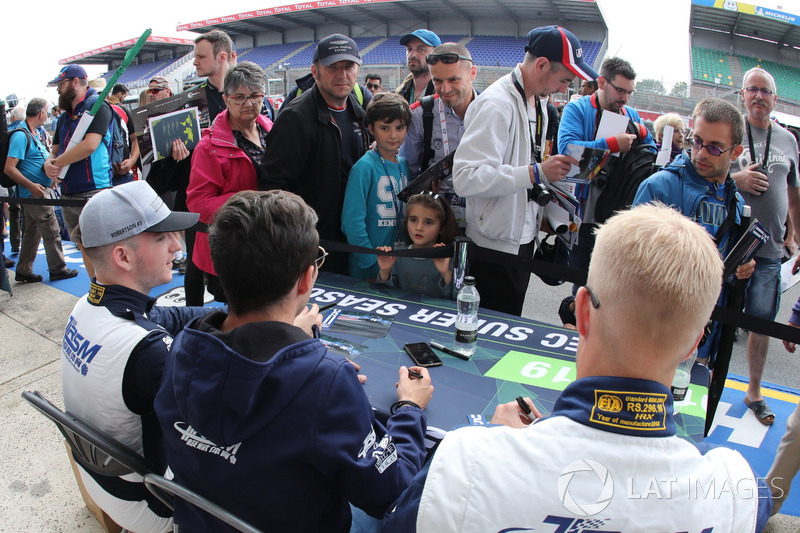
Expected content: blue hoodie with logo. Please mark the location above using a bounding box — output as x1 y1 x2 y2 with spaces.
154 310 427 532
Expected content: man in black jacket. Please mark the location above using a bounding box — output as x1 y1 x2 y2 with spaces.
260 34 369 275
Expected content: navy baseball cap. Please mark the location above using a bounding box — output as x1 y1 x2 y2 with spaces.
49 64 88 86
313 34 361 67
525 26 598 81
399 29 441 48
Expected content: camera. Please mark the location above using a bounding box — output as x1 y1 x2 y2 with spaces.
528 183 553 206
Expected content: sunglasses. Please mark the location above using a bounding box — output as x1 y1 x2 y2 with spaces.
148 87 167 94
366 83 381 89
425 53 473 65
687 136 738 157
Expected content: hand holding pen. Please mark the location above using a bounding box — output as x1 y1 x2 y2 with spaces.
490 396 542 428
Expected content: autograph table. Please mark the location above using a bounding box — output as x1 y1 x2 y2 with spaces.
311 272 709 442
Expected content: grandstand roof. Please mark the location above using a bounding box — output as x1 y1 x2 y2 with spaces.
690 0 800 49
176 0 604 37
59 36 196 66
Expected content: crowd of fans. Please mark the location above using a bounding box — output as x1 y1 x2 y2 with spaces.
3 21 800 533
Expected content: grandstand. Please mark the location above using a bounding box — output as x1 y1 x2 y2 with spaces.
57 35 196 93
57 0 800 125
57 1 607 100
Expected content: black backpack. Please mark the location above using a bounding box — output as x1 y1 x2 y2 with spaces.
592 100 658 223
0 128 33 188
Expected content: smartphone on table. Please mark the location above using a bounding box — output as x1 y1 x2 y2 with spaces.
404 342 442 368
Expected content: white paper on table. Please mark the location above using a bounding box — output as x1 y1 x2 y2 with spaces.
781 252 800 293
655 125 673 166
595 111 630 157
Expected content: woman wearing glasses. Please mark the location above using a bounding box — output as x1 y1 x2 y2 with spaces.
187 62 273 302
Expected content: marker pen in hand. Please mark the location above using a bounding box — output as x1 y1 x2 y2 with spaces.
516 396 536 423
318 301 340 312
408 369 423 380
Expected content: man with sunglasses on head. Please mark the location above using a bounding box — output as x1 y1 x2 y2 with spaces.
557 57 653 325
401 43 477 227
729 67 800 426
155 190 434 531
452 26 594 316
634 98 755 366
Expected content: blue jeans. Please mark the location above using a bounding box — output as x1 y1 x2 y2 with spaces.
745 257 782 321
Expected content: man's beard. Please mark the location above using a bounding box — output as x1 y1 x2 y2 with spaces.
58 86 76 112
409 61 428 76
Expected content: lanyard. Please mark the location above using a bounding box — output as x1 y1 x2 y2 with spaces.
746 118 772 172
374 148 405 218
511 71 543 163
438 97 450 156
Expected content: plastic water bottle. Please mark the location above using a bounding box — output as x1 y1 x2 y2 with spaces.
455 276 480 357
671 349 698 402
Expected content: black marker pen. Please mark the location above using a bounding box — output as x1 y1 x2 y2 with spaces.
430 341 471 360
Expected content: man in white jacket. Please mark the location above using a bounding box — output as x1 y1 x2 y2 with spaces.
383 203 772 533
452 25 596 315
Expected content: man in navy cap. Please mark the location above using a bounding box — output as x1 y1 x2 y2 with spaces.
452 25 597 316
43 64 114 280
261 34 370 275
396 29 442 103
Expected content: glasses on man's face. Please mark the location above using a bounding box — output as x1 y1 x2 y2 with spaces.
744 86 774 97
227 93 265 106
315 246 329 270
687 136 738 157
148 87 166 94
56 78 74 89
584 285 600 309
425 53 473 65
366 83 381 90
606 79 635 97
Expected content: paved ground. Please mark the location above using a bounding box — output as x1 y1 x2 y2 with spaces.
2 263 800 531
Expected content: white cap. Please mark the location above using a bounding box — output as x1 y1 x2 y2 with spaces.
80 181 199 248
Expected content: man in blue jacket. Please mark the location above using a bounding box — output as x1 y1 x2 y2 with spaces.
155 190 434 532
634 97 755 365
557 57 652 323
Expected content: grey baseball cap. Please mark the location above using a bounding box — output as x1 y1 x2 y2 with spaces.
80 181 199 248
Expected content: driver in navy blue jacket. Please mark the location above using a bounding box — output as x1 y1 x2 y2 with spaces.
155 190 434 532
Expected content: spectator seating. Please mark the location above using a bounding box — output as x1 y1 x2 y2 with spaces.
691 47 734 86
238 43 307 68
101 58 178 85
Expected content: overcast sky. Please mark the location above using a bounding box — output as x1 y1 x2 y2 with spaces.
0 0 794 107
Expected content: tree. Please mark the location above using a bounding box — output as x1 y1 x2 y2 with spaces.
670 82 689 98
636 78 666 95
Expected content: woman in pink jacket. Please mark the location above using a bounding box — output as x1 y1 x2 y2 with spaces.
187 62 273 301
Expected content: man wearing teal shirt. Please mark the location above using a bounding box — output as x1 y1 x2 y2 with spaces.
4 98 76 283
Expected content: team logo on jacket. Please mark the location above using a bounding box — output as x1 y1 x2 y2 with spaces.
358 428 397 473
557 459 613 516
63 315 102 376
173 422 241 465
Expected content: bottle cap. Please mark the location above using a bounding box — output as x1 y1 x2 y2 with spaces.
464 276 475 285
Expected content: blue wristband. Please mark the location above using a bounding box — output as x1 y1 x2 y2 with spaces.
531 163 540 184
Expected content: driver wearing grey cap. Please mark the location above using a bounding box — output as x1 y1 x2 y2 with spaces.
60 180 210 532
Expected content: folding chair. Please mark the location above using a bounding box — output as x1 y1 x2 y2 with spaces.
21 390 156 478
143 473 262 533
